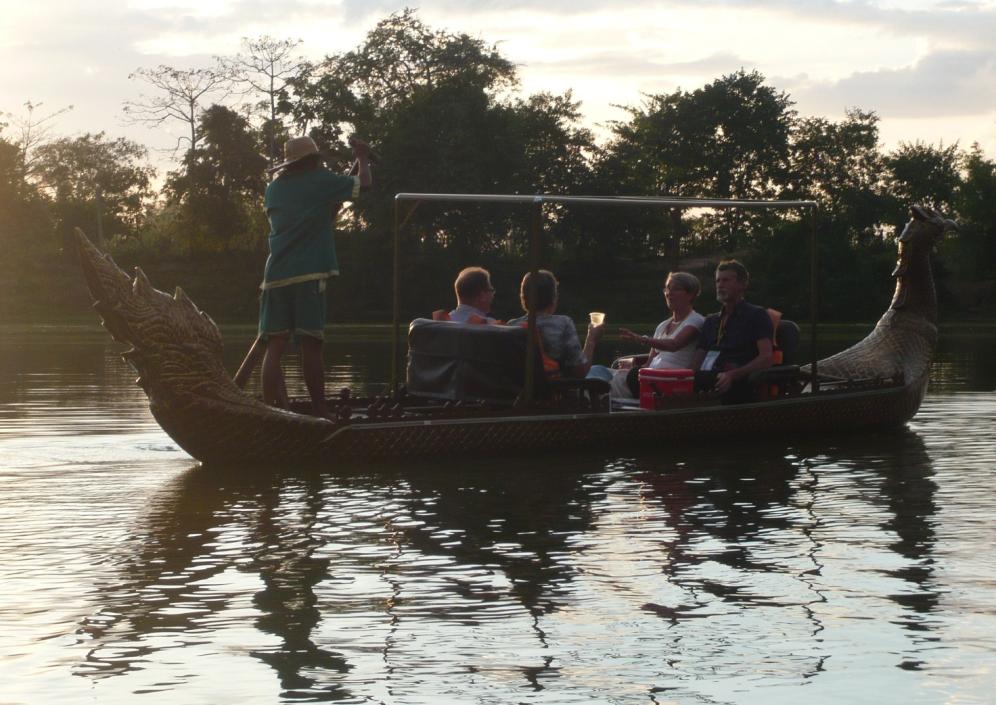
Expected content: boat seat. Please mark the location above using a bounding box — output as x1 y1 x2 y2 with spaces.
772 318 800 365
751 319 803 399
406 318 608 406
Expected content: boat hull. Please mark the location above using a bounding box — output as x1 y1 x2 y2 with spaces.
155 377 926 465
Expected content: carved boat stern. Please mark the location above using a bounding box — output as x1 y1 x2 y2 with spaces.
807 206 954 413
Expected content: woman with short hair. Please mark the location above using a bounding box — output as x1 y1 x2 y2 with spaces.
607 271 705 398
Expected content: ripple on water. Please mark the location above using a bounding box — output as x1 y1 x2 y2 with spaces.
2 329 996 703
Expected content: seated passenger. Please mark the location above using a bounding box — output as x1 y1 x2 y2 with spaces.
507 269 604 378
689 259 773 404
597 272 705 398
448 266 497 323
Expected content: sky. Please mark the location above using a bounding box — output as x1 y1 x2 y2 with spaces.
2 0 995 175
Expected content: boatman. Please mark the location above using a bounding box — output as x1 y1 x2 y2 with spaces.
254 135 373 419
689 259 773 404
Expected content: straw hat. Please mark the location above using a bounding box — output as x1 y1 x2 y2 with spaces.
268 136 323 173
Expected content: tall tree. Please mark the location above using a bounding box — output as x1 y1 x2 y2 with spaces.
3 101 73 176
788 109 885 244
166 105 267 251
602 70 795 257
124 64 232 157
285 8 517 149
283 10 520 233
336 8 516 106
222 36 303 166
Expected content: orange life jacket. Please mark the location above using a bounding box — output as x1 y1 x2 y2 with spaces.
766 308 783 364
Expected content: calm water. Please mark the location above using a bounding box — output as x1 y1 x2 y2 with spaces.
1 326 995 704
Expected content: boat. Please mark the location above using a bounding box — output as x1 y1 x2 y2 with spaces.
73 197 954 465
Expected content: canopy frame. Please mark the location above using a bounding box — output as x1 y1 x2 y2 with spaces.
391 193 821 403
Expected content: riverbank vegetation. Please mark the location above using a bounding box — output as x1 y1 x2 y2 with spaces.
2 9 994 324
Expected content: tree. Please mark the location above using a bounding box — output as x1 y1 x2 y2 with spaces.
0 130 52 259
32 132 155 245
285 18 512 219
882 141 961 227
284 8 517 149
788 109 885 244
336 8 516 106
2 101 73 176
222 36 304 166
602 70 795 257
165 105 267 251
124 64 232 156
948 144 996 283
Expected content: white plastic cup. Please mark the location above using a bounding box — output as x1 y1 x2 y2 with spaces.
589 311 605 326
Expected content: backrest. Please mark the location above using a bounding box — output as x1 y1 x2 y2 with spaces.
775 319 800 365
407 319 545 403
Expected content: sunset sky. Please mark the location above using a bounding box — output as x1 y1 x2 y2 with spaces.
3 0 995 171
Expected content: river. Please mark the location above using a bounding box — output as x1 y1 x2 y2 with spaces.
1 326 994 704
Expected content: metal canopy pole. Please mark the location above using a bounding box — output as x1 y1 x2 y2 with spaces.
522 198 543 405
391 200 401 392
395 193 817 211
391 199 422 392
809 208 820 393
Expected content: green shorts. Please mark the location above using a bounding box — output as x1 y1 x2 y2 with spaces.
258 279 327 340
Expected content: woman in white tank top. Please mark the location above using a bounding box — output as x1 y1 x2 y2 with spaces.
612 272 704 397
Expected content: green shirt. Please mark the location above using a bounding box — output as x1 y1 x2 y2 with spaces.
261 169 360 289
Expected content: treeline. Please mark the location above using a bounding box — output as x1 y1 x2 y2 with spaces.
2 9 995 323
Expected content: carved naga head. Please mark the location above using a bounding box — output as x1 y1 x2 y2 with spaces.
74 229 229 400
890 205 957 320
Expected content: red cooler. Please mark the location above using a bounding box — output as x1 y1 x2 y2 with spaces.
638 368 694 409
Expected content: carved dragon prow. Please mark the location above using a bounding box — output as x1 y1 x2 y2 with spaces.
73 228 336 464
804 206 954 387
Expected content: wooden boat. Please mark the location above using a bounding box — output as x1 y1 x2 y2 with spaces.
73 200 953 465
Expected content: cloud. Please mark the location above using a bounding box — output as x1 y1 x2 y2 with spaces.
522 50 752 80
787 48 996 118
3 0 996 161
691 0 996 49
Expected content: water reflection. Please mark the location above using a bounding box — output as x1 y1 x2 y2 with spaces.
3 327 994 703
70 430 949 702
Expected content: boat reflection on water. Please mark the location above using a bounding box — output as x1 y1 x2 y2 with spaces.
73 431 939 700
626 430 938 687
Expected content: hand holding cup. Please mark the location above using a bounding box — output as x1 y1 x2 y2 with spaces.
587 312 606 341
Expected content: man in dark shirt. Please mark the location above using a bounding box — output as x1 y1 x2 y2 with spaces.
690 259 773 403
